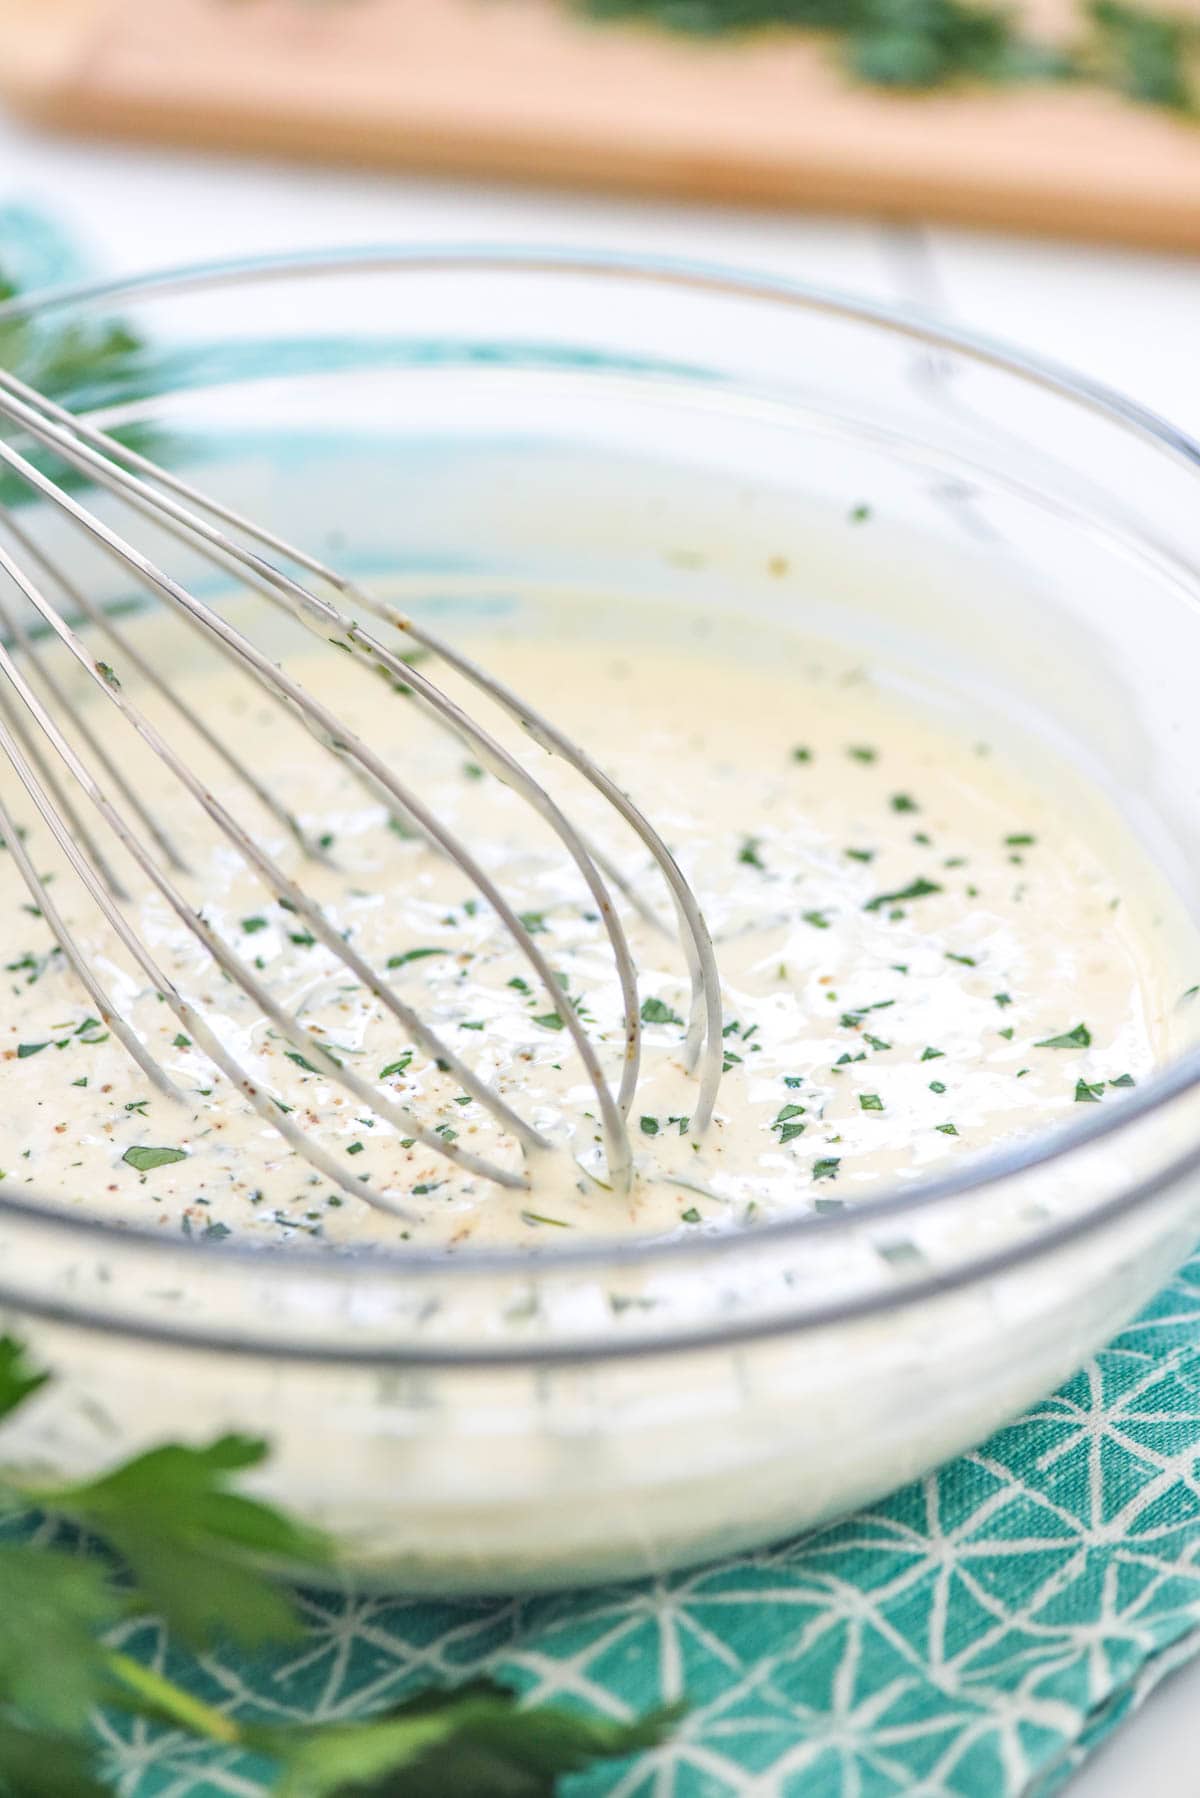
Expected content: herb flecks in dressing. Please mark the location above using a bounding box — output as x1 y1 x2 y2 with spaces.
0 613 1177 1250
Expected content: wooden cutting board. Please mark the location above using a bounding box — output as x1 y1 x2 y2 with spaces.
3 0 1200 249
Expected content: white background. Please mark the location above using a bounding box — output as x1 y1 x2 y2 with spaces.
1 105 1199 1795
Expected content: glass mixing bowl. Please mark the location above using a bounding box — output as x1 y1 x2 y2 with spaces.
1 247 1200 1593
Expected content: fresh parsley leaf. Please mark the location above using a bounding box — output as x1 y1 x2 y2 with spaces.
252 1681 681 1798
0 1721 108 1798
0 1335 49 1421
39 1435 330 1649
1075 1078 1105 1102
0 1549 117 1730
859 1093 884 1110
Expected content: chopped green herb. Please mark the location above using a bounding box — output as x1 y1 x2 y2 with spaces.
346 1141 365 1155
791 745 813 763
864 877 942 912
890 793 918 813
929 1079 947 1093
802 909 831 929
640 1116 660 1136
641 996 684 1026
386 947 448 969
1036 1022 1092 1049
878 1239 924 1269
122 1145 187 1172
994 992 1013 1008
849 503 872 523
783 1075 804 1088
738 836 765 869
532 1013 565 1031
1004 833 1036 846
16 1043 48 1059
859 1093 884 1110
240 916 268 934
1075 1078 1105 1102
813 1157 841 1180
847 745 878 763
680 1206 702 1224
521 1209 569 1227
863 1034 891 1052
172 1033 191 1049
1110 1072 1136 1087
462 761 485 780
920 1046 945 1061
935 1122 959 1135
380 1052 413 1078
945 951 977 967
845 847 876 862
840 1000 896 1028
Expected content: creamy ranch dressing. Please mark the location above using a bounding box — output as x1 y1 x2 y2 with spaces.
0 596 1185 1251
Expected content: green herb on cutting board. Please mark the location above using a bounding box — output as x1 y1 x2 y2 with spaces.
570 0 1198 111
0 1335 679 1795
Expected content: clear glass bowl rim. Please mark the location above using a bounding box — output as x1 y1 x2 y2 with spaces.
2 240 1199 1311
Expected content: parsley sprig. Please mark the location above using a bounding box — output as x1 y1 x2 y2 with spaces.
0 1337 677 1795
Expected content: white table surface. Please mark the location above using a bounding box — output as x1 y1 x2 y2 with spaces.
2 107 1199 1797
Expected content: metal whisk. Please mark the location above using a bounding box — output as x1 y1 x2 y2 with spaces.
0 366 724 1217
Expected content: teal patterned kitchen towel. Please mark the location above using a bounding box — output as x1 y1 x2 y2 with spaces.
92 1247 1200 1798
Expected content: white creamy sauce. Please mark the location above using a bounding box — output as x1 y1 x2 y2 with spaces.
0 597 1185 1253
